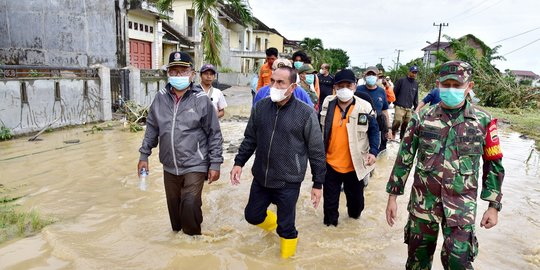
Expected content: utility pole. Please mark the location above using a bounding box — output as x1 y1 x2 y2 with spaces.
363 62 368 69
395 49 403 70
433 22 449 52
379 57 384 65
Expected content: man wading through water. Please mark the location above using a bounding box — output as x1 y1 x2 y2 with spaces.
137 52 223 236
386 61 505 269
230 66 326 258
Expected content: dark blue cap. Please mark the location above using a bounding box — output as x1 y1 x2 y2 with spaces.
409 66 419 72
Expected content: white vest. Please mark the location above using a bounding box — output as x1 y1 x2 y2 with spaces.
320 95 376 180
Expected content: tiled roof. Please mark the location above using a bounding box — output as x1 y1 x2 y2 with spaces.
510 70 539 78
162 21 193 46
421 42 451 51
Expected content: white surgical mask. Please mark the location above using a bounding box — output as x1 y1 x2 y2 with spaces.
336 88 354 102
270 84 292 102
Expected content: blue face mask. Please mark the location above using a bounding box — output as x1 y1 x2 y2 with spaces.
169 76 191 90
305 74 315 85
294 61 304 69
365 75 377 86
439 87 467 107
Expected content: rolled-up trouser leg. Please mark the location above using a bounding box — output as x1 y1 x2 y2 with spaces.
400 109 413 141
392 106 406 138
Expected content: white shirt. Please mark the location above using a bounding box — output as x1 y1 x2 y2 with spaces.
201 85 227 113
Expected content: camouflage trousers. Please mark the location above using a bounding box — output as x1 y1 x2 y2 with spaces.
404 215 479 270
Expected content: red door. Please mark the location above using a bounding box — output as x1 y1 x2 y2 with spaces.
129 39 152 69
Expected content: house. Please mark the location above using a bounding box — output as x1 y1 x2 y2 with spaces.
251 17 285 71
508 70 540 86
283 39 301 58
168 0 202 68
216 3 260 73
421 34 488 67
127 0 193 69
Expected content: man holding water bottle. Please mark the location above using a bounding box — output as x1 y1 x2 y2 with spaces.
137 51 224 236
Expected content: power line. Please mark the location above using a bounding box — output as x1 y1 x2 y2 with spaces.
503 38 540 56
445 0 491 21
493 26 540 44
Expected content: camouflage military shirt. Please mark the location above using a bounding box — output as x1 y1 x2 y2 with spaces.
386 101 505 227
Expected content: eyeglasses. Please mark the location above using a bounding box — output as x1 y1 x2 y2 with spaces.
168 69 192 76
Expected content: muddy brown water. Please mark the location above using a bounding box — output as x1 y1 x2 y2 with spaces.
0 87 539 269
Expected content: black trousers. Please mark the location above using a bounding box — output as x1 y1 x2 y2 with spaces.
244 180 301 239
163 171 206 235
380 132 387 151
323 163 365 226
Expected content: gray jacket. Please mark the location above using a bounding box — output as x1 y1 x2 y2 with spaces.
139 84 223 175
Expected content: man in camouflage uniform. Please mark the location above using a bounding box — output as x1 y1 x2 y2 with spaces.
385 61 505 270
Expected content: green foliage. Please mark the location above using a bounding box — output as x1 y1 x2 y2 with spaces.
218 67 234 73
121 100 148 133
300 37 324 67
28 69 40 77
0 126 12 141
157 0 254 66
433 35 539 109
298 37 351 73
0 196 54 243
322 48 350 74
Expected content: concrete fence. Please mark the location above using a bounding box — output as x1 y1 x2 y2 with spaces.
0 65 246 136
0 65 110 135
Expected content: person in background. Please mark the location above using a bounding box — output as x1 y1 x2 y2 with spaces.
257 47 278 91
382 78 396 105
385 76 394 88
386 61 505 269
297 64 319 108
199 64 227 118
416 87 441 113
253 59 314 107
137 52 223 236
392 65 419 141
319 69 379 226
318 63 334 110
356 66 392 152
231 66 326 258
250 72 259 101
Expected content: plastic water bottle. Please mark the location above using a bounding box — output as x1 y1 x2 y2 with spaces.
139 168 148 191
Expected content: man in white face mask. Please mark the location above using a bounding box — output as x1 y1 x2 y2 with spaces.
138 51 223 236
319 69 380 227
230 66 326 258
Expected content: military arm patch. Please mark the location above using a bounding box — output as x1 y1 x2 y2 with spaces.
483 119 503 160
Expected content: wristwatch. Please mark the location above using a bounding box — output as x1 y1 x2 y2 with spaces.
489 201 502 212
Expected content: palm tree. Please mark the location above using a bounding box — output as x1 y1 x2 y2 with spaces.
157 0 253 66
299 37 324 66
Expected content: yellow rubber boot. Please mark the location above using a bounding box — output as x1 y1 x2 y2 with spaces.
280 237 298 258
256 210 277 231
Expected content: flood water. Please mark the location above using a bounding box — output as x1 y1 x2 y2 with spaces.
0 87 539 270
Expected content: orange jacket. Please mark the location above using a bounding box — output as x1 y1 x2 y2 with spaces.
257 64 272 91
385 86 396 103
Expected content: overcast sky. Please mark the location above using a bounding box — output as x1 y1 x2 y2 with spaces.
249 0 540 74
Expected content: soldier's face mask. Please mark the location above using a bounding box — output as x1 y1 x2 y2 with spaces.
439 83 470 107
